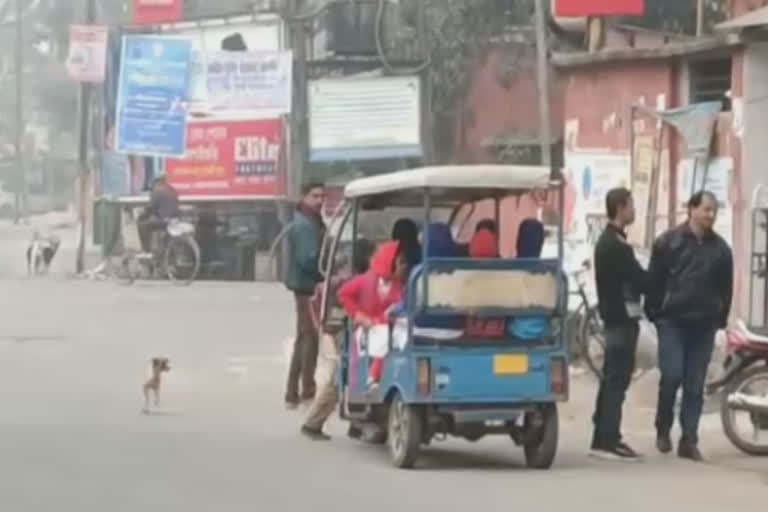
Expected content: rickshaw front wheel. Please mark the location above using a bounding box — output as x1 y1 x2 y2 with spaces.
523 403 559 470
387 393 424 469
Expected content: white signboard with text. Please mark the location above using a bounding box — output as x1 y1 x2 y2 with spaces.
308 76 422 161
67 25 108 83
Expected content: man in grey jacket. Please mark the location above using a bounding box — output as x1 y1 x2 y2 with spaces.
284 183 325 409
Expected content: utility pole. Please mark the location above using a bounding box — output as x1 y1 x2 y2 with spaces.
288 0 307 197
14 0 25 225
696 0 705 37
534 0 552 168
76 0 97 274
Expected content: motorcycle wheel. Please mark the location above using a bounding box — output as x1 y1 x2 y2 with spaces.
721 365 768 456
164 236 201 286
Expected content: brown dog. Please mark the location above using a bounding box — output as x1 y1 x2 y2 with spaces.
143 358 170 413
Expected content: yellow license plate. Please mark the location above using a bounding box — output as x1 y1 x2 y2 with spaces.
493 354 529 375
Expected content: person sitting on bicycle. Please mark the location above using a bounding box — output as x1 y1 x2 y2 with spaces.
138 176 180 253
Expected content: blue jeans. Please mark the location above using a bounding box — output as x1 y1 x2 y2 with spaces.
654 319 716 445
592 323 638 449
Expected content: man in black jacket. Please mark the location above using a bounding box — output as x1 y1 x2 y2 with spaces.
590 188 648 461
646 191 733 462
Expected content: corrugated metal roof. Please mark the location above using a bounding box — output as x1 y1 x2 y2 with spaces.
552 33 741 68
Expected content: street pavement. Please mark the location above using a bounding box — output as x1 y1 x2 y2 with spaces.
0 219 766 511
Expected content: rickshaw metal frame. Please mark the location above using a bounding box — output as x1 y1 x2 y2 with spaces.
320 164 567 469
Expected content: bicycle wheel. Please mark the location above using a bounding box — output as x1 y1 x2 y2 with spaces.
165 236 201 286
579 307 605 380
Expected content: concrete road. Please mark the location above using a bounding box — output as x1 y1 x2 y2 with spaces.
0 221 766 511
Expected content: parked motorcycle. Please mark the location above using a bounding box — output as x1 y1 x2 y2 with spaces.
707 320 768 456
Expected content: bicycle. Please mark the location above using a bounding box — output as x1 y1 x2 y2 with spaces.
110 218 201 286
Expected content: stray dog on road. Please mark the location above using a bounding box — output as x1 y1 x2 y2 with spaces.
26 232 60 276
143 358 171 413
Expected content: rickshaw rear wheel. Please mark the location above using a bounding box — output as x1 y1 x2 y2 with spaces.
387 393 423 469
523 403 559 470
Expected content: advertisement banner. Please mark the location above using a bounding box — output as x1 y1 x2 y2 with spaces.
629 135 655 246
563 151 631 239
66 25 108 83
134 0 183 24
190 51 293 116
555 0 645 17
116 35 193 157
166 119 285 197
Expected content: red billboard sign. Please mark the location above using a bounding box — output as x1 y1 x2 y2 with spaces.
133 0 183 24
166 119 286 197
555 0 645 17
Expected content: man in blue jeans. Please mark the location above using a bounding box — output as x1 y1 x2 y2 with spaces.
645 191 733 461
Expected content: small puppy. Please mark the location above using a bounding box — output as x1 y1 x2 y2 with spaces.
26 232 60 276
143 358 171 413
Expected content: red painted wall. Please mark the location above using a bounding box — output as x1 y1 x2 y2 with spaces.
452 48 564 254
458 49 564 163
562 61 674 152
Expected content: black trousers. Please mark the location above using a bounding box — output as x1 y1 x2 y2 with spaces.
591 322 639 449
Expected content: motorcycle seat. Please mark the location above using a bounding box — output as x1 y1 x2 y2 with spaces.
738 320 768 344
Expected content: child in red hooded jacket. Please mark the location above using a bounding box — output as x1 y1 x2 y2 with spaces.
338 241 407 387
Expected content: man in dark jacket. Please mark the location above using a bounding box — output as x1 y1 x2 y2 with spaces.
284 183 326 409
646 190 733 461
137 176 180 253
590 188 648 461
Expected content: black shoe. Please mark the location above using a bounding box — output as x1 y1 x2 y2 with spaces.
589 443 641 462
301 425 331 441
616 441 643 459
656 434 673 454
678 442 704 462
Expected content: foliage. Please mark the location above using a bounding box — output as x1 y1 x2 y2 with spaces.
382 0 538 162
0 0 130 155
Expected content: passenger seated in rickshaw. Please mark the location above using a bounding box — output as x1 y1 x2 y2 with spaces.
476 218 498 234
456 218 496 256
469 225 499 258
391 218 422 271
311 238 374 331
337 241 407 387
509 218 551 340
411 222 465 331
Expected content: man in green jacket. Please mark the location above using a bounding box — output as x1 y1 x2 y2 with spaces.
284 183 326 409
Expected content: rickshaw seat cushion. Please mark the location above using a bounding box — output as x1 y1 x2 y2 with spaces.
509 316 551 340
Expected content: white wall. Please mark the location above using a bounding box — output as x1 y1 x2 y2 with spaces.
739 42 768 321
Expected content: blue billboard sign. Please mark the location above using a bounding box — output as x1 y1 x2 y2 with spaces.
116 35 192 157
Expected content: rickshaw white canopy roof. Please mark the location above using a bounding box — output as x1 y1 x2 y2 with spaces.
344 165 553 200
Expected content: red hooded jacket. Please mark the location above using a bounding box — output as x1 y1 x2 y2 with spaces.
338 241 403 324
